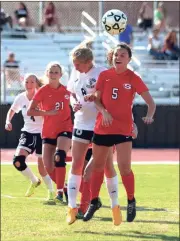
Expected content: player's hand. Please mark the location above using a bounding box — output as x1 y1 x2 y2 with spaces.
45 109 59 116
101 109 113 126
5 121 12 131
73 102 82 112
84 94 96 102
142 116 154 124
132 122 138 139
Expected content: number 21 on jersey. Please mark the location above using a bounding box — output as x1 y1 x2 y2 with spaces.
55 102 64 110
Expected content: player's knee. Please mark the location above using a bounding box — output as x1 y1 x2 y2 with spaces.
85 148 92 162
13 155 27 171
54 149 66 167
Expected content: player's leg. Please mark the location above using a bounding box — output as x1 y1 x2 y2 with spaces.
67 129 92 224
83 141 110 222
37 157 54 201
104 147 122 226
35 134 54 202
14 132 41 197
67 141 89 224
55 132 72 204
116 139 136 222
14 148 41 197
82 153 104 219
42 140 56 182
77 147 92 218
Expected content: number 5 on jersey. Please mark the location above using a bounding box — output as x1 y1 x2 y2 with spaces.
112 88 119 99
55 102 64 110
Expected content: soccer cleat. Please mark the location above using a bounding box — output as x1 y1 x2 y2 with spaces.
66 207 78 225
83 197 102 222
25 178 41 197
76 209 84 219
54 191 65 205
43 191 56 205
127 198 136 222
112 205 122 226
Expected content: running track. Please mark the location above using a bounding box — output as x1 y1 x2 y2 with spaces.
1 149 179 163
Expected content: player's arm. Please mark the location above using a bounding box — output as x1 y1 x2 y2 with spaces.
141 91 156 124
27 99 58 116
84 90 113 126
69 92 82 112
5 108 16 131
93 90 113 127
132 122 138 139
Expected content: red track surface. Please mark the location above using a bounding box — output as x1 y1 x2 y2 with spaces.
1 149 179 162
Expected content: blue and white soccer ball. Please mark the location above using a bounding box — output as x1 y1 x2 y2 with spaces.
102 9 127 35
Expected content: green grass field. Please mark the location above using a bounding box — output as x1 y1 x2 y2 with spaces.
1 164 179 241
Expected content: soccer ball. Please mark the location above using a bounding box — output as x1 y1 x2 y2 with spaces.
102 9 127 35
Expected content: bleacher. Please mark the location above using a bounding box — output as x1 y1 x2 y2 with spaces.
1 30 179 104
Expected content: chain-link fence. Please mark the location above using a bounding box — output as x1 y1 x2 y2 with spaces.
1 1 179 32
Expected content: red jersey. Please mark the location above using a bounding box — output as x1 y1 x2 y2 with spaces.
94 68 148 135
33 84 73 139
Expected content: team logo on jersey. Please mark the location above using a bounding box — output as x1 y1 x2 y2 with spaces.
123 84 132 89
64 94 70 100
74 79 78 82
23 105 26 108
86 78 96 88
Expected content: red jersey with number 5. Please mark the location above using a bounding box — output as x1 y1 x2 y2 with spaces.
33 84 73 138
94 68 149 135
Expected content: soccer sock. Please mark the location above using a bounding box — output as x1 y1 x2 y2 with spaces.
121 170 135 201
21 167 39 184
67 172 81 208
65 156 72 162
56 167 66 191
42 174 54 191
105 175 119 208
79 180 91 213
90 171 104 200
49 169 56 183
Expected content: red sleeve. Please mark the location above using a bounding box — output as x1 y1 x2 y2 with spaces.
33 87 45 103
132 74 149 95
95 72 105 92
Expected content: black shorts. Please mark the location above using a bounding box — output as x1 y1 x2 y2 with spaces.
42 131 72 146
17 131 42 155
72 128 94 144
93 133 133 147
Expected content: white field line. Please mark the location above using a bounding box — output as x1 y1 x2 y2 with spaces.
1 161 179 165
1 194 45 200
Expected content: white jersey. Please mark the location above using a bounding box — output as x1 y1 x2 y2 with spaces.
67 66 107 130
11 92 43 133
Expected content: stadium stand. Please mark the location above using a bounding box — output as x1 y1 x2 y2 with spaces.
1 30 179 104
